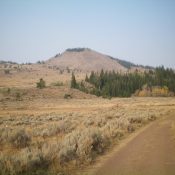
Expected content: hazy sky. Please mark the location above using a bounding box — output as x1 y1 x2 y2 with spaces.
0 0 175 68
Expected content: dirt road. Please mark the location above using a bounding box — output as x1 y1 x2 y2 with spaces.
91 113 175 175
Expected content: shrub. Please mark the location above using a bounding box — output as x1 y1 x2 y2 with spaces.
127 124 135 133
16 92 22 101
34 121 73 138
94 117 107 127
148 114 156 121
83 117 94 127
4 69 10 74
7 88 11 94
102 120 125 139
64 94 72 99
59 70 63 74
127 114 149 124
58 128 106 164
9 129 31 148
37 60 45 64
58 145 77 164
0 147 50 175
36 78 46 89
51 81 63 86
66 67 70 73
41 141 60 162
0 127 13 144
0 88 12 97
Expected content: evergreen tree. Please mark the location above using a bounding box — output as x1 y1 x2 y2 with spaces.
71 73 77 88
73 67 175 97
36 78 46 89
85 74 89 82
83 67 175 97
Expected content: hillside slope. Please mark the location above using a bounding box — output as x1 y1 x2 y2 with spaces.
46 48 127 72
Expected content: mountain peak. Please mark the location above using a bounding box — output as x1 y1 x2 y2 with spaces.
46 48 127 72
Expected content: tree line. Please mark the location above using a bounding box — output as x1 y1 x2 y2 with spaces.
71 66 175 97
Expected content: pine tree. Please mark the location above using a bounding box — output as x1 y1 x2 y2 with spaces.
78 67 175 98
89 71 95 83
71 73 77 88
85 74 89 82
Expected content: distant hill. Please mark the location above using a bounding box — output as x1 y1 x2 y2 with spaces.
46 48 128 72
0 48 154 73
0 60 17 64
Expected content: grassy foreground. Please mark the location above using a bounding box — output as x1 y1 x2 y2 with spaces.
0 96 175 175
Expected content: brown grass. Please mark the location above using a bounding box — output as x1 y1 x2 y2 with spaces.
0 63 86 88
0 94 175 175
0 64 175 174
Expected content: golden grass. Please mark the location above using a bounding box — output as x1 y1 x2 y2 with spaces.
0 64 87 88
0 93 175 175
0 66 175 174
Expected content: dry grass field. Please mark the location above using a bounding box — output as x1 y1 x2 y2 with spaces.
0 64 87 88
0 86 175 175
0 65 175 175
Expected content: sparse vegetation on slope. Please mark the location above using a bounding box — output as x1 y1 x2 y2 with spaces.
115 58 153 69
51 81 63 87
108 56 136 69
66 48 89 52
46 48 127 72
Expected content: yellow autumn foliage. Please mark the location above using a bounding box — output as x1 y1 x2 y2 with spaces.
136 85 173 97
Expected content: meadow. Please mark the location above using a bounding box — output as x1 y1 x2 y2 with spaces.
0 88 174 175
0 64 175 175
